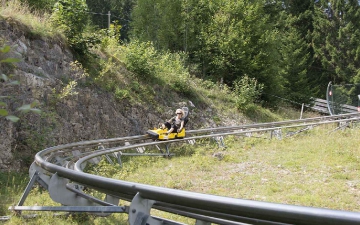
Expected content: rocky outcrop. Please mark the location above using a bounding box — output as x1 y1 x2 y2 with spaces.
0 18 188 171
0 18 244 171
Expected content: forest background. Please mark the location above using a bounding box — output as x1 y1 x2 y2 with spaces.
18 0 360 107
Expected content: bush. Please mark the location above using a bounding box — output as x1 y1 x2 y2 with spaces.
50 0 99 56
123 40 157 80
50 0 88 38
233 75 263 110
156 51 191 95
123 40 191 95
20 0 57 13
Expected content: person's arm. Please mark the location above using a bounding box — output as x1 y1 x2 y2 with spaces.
178 120 185 132
168 116 175 123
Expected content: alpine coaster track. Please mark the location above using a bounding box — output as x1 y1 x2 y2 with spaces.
7 112 360 225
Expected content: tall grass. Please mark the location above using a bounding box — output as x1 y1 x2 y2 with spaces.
0 172 28 216
0 0 62 39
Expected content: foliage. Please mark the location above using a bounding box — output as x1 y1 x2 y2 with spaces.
130 0 183 50
156 50 191 95
20 0 57 13
122 40 191 95
131 0 285 104
99 22 122 51
51 0 88 38
85 0 134 41
0 45 40 122
50 0 100 56
0 0 58 39
122 40 157 79
52 61 89 100
312 0 360 85
233 75 263 111
277 11 314 105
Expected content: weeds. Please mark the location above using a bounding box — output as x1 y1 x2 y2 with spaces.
0 0 62 39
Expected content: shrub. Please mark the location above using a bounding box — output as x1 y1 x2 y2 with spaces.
123 40 157 80
233 75 264 110
123 40 191 95
20 0 57 13
50 0 99 56
50 0 88 38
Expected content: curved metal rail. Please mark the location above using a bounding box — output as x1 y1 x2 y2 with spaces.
10 113 360 225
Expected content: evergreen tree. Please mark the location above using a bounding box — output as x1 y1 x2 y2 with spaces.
199 0 284 102
278 12 314 104
312 0 360 86
269 0 316 104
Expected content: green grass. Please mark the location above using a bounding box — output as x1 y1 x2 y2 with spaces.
112 125 360 211
0 0 63 40
2 124 360 224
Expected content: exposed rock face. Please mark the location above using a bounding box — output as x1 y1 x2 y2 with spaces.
0 18 161 171
0 19 178 171
0 18 244 171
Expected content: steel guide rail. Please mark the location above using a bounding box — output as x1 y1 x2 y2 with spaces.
9 113 360 225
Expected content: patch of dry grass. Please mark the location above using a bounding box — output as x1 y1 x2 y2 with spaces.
0 0 62 39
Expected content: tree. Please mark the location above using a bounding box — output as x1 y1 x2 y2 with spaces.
51 0 89 38
266 1 317 104
51 0 100 57
130 0 183 50
312 0 360 86
278 13 314 104
199 0 284 102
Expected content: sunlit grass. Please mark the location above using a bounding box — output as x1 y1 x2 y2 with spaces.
97 124 360 214
0 0 63 39
3 124 360 224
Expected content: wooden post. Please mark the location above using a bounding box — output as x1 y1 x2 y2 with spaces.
108 11 111 29
300 103 304 119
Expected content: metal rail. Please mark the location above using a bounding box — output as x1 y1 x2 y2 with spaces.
9 113 360 225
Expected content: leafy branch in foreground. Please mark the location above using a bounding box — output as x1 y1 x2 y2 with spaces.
0 45 40 122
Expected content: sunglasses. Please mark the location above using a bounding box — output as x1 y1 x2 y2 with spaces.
177 113 182 114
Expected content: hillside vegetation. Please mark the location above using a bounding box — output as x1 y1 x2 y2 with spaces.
0 1 269 172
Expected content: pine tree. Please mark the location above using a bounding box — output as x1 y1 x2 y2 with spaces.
312 0 360 85
272 1 317 104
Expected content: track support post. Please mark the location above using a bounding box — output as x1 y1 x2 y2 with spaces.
212 136 226 148
128 193 162 225
270 129 282 140
16 171 39 209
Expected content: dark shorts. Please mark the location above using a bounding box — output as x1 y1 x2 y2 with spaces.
164 122 179 133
